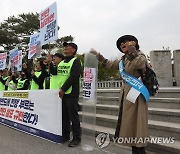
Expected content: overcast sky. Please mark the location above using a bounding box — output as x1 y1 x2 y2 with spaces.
0 0 180 59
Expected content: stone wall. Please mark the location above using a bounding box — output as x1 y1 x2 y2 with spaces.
150 50 173 87
173 50 180 86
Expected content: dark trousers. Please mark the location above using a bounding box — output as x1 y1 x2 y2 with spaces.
62 97 81 140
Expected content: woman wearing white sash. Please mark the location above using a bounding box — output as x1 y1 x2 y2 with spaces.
91 35 148 154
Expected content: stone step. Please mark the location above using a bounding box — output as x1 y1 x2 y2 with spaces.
157 87 180 98
148 97 180 109
79 103 180 123
81 122 180 154
79 96 120 105
79 112 180 141
79 97 180 109
148 108 180 123
148 120 180 141
80 111 118 129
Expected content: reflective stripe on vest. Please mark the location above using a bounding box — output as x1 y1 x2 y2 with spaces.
30 71 41 90
58 57 76 94
17 79 27 89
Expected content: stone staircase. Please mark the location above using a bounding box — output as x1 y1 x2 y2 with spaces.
79 88 180 154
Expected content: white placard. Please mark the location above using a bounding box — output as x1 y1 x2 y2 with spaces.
39 2 58 45
9 48 22 72
28 33 41 59
0 52 7 70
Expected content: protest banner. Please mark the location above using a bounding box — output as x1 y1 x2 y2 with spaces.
39 2 58 46
0 52 7 70
0 90 62 143
81 53 98 151
9 48 22 72
28 33 41 59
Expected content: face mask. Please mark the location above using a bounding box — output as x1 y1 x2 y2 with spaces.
12 76 16 80
21 74 25 78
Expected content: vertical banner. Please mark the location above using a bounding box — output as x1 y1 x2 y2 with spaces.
9 48 22 72
0 90 62 143
81 53 98 152
0 52 7 70
39 2 58 46
83 67 96 99
28 33 41 59
17 50 22 72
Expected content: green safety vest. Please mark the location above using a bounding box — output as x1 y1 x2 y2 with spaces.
30 71 42 90
50 75 60 89
8 80 15 91
17 79 27 89
0 76 8 91
58 57 76 94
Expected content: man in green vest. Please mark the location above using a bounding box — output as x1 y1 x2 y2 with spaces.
45 53 64 89
59 42 82 147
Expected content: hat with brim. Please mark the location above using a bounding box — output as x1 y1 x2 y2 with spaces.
116 35 139 52
63 42 78 52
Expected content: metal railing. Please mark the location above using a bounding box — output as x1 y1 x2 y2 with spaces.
97 80 123 89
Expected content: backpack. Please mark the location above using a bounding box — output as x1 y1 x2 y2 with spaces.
138 66 159 96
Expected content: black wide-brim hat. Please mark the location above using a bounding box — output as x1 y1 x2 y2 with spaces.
116 35 139 52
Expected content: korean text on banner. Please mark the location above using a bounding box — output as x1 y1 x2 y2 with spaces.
28 33 41 59
9 48 22 72
83 67 96 99
39 2 58 46
0 90 62 143
0 52 7 70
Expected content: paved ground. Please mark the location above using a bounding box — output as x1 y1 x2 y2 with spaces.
0 124 157 154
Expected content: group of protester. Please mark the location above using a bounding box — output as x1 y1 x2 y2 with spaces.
0 42 82 148
1 34 149 153
0 53 63 91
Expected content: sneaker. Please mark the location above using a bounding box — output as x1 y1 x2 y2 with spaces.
68 138 81 147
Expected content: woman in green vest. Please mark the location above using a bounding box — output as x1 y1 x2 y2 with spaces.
17 71 30 90
0 69 9 91
30 59 49 90
5 72 17 91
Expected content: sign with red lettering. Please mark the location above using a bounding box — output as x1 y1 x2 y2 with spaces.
28 33 41 59
0 52 7 70
39 2 58 45
9 48 22 72
83 68 96 99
